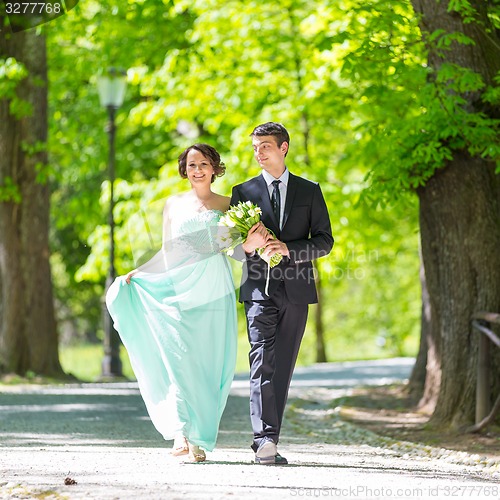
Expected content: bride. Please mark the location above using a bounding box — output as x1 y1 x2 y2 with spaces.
106 144 237 462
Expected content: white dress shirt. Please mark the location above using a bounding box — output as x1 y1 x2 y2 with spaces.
262 168 289 230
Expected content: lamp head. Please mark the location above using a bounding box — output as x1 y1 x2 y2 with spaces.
97 67 127 109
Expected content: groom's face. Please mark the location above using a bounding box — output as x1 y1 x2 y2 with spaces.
252 135 288 172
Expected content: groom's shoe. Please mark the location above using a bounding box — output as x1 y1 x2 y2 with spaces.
254 441 288 465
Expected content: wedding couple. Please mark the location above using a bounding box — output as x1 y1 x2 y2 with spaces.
106 122 334 464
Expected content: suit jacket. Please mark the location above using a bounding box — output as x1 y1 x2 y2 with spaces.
230 172 334 304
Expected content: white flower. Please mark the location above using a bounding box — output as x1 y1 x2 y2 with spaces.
248 209 256 217
235 210 243 218
245 200 252 207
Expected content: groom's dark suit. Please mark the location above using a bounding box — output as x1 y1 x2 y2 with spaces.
230 172 333 450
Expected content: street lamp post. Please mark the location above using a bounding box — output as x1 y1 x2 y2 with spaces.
97 67 127 378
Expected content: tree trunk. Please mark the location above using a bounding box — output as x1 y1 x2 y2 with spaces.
409 249 442 414
415 222 442 414
418 159 500 427
411 0 500 428
0 30 63 376
408 258 430 401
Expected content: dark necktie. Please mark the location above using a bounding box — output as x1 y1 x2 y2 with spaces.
271 179 281 227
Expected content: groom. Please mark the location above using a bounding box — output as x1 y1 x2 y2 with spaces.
230 122 333 464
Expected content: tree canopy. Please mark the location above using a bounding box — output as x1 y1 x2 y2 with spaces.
44 0 424 359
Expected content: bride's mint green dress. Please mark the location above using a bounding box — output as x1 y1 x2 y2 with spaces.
106 209 237 451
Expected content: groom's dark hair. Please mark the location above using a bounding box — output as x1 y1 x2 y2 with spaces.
250 122 290 156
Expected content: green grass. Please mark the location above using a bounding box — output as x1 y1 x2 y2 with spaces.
59 344 135 382
60 338 246 383
60 334 251 382
296 326 418 366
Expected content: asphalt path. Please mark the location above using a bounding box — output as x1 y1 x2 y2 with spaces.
1 358 498 499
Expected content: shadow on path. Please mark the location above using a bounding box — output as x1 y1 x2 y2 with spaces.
1 358 498 500
0 358 415 449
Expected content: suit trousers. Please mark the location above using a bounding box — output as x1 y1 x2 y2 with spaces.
244 281 308 451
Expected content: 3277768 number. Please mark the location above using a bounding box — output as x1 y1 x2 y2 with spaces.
5 3 61 14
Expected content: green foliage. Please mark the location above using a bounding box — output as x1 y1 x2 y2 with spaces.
430 30 475 52
0 57 31 118
447 0 478 24
0 176 22 203
336 2 500 198
46 0 197 335
50 0 493 362
363 64 500 192
309 192 420 359
19 141 53 184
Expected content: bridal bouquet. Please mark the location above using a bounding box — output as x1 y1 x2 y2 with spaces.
218 201 283 268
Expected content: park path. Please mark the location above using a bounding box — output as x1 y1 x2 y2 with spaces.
0 358 499 499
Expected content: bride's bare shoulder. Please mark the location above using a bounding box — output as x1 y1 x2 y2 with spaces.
213 194 231 212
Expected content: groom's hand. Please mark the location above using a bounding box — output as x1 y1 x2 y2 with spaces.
242 222 271 254
264 239 290 258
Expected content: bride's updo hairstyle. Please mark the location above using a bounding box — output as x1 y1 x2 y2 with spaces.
178 143 226 183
